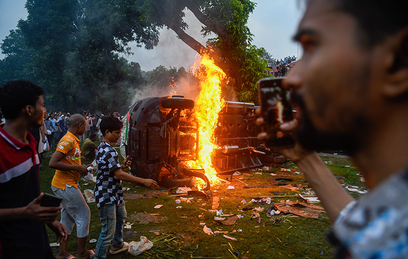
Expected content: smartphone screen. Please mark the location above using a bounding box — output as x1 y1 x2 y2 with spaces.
258 77 295 147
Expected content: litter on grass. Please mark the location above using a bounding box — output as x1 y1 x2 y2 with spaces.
128 236 153 256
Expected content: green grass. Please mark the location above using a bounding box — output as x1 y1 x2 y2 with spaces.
39 148 365 258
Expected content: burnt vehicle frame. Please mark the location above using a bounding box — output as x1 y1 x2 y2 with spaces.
121 96 284 190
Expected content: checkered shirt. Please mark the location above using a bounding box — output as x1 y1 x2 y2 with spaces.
94 141 123 209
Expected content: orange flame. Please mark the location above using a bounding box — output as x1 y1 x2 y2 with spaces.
186 53 225 188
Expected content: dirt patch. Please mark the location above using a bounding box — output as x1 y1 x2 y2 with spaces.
129 212 168 224
124 190 167 199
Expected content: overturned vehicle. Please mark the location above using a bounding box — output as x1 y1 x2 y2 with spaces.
120 95 284 190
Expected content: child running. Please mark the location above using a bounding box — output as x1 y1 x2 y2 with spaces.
94 115 159 259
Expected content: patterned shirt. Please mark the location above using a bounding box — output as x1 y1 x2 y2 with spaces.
94 141 123 209
51 131 82 189
329 168 408 258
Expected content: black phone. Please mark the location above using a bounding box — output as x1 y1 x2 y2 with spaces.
40 193 62 207
128 150 134 159
258 77 295 147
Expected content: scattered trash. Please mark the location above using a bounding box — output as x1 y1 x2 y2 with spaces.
89 239 97 244
124 222 134 229
233 171 241 176
128 236 153 256
241 199 247 204
154 204 163 209
50 242 60 247
214 217 226 221
223 234 237 241
298 194 320 203
83 189 95 203
216 209 223 216
175 199 181 204
227 186 235 190
254 207 264 212
123 187 131 191
274 202 324 219
219 215 239 226
176 206 182 209
149 230 160 233
203 225 214 235
176 187 192 194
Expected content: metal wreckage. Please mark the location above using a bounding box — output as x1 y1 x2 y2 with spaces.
120 95 285 194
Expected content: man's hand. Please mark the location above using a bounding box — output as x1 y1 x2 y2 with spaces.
24 193 62 224
47 220 67 243
143 179 159 189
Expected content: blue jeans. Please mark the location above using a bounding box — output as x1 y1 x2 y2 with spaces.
94 202 127 259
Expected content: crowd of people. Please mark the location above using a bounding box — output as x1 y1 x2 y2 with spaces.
2 0 408 258
266 55 297 77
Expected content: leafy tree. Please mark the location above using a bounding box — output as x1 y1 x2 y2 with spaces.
141 0 267 102
0 29 35 85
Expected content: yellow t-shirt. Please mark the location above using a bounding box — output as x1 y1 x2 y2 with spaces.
51 131 81 189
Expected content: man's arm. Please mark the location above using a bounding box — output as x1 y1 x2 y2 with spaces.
260 119 354 223
113 156 159 189
291 152 354 223
0 193 61 223
49 150 87 176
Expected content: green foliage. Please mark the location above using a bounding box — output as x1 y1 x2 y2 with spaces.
0 0 158 113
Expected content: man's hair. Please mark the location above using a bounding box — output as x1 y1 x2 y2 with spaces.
90 133 97 140
68 114 85 129
100 115 123 136
333 0 408 48
0 80 44 120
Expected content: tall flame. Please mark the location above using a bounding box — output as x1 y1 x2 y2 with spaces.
186 53 225 188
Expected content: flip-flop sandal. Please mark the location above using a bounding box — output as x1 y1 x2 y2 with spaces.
87 250 95 259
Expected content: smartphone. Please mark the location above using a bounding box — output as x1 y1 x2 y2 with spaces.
128 150 134 159
40 193 62 207
258 77 295 147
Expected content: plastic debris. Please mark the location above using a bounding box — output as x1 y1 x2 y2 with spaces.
241 199 247 204
227 186 235 190
176 187 192 194
128 236 153 256
223 234 237 241
154 204 163 209
83 189 95 203
203 225 214 235
124 222 134 229
89 239 97 244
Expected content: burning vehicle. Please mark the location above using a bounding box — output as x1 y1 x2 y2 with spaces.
120 95 284 191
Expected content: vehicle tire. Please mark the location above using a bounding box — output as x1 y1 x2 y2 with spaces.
159 175 194 188
161 97 194 109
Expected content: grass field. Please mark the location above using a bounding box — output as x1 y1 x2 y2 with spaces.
40 147 365 259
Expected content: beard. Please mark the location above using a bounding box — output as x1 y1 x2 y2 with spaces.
292 92 363 156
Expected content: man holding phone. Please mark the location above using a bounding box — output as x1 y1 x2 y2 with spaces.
258 0 408 257
0 80 67 259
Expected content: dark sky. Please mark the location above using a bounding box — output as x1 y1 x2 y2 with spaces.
0 0 303 71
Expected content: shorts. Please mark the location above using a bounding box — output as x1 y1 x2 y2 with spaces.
52 184 91 238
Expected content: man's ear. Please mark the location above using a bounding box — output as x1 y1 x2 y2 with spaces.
24 105 35 116
383 28 408 99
